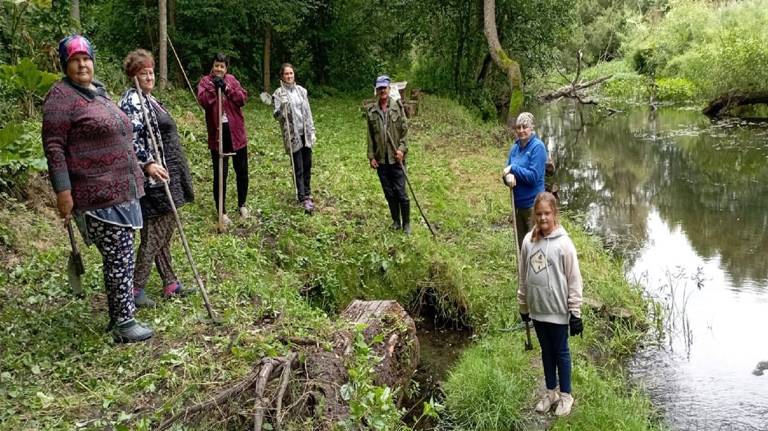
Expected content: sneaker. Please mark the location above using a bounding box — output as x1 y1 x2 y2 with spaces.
221 214 232 225
133 288 156 308
239 206 250 218
403 223 412 235
535 389 560 413
113 319 154 343
163 281 197 298
554 392 574 416
389 222 402 230
302 199 313 213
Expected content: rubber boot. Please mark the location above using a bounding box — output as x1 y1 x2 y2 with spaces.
400 200 411 235
113 319 154 343
386 197 401 230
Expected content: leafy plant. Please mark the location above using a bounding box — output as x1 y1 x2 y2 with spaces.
0 57 59 117
0 121 46 190
339 325 406 431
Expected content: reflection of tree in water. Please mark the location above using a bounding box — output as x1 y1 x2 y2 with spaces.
537 103 653 263
537 101 768 287
652 127 768 286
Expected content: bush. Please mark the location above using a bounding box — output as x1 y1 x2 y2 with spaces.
654 77 696 102
0 121 46 191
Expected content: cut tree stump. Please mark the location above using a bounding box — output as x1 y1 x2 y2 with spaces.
299 299 420 429
154 300 419 430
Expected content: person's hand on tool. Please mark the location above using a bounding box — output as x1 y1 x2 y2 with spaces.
520 312 531 323
370 159 379 169
213 76 226 92
395 149 404 163
56 190 73 220
145 162 169 182
502 165 516 187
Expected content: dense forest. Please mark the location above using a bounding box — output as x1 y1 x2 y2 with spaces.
2 0 768 430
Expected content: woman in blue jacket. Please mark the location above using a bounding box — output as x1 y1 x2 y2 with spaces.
502 112 547 248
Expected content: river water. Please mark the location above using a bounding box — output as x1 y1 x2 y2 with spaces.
535 103 768 430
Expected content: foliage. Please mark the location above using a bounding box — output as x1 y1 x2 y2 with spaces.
441 334 535 429
339 326 406 431
0 57 60 117
0 121 46 192
411 0 577 114
0 0 76 69
623 0 768 100
654 77 696 102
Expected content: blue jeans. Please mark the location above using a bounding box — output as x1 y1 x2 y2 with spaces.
533 320 572 393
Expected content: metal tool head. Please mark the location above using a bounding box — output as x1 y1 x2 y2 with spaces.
524 321 534 351
67 254 84 297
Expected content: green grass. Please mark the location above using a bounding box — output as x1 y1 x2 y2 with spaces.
0 91 657 429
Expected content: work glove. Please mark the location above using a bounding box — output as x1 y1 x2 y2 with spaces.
502 165 516 187
213 76 226 91
520 312 531 323
569 313 583 336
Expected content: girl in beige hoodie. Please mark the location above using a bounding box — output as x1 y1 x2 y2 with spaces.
518 192 583 416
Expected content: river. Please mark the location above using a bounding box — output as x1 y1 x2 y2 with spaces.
536 103 768 431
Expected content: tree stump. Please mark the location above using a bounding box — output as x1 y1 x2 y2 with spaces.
303 300 420 429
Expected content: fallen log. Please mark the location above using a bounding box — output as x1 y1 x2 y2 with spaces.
539 75 613 102
702 92 768 118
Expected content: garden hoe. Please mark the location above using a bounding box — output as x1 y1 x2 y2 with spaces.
133 77 221 324
65 219 84 297
384 130 436 237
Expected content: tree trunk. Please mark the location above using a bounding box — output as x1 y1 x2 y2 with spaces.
168 0 175 29
70 0 80 27
703 92 768 118
263 24 272 93
158 0 168 90
482 0 524 122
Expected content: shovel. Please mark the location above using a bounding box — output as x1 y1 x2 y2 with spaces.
66 220 84 297
524 321 533 351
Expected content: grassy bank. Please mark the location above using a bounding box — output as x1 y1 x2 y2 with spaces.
1 91 656 430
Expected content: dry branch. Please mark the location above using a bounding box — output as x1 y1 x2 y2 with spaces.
156 355 291 431
275 352 298 430
540 75 613 102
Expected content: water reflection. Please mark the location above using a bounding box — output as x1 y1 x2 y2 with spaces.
539 103 768 286
533 102 768 430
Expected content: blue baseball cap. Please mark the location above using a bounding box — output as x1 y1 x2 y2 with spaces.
374 75 391 89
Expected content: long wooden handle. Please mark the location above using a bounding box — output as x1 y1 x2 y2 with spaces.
217 87 224 231
132 77 220 323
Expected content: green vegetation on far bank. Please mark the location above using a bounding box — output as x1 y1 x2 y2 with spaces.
1 92 657 430
533 0 768 111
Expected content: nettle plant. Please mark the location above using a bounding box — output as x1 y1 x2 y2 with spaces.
339 325 404 431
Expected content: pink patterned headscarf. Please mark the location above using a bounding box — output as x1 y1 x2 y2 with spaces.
58 35 94 71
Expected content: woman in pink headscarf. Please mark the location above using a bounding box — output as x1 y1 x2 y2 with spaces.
42 35 154 343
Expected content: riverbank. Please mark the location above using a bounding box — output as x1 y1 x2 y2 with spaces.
0 92 658 429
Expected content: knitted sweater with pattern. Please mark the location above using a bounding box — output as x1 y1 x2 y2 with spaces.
42 78 144 212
